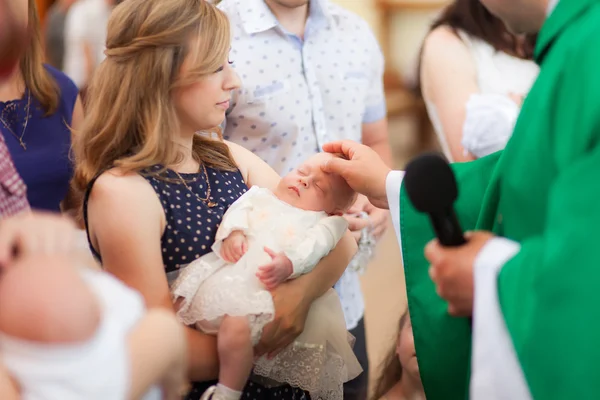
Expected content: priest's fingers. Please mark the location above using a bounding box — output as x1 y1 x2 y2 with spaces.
321 140 358 159
424 239 442 265
321 155 352 178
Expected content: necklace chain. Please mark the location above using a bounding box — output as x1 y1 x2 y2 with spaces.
173 164 218 208
0 91 31 151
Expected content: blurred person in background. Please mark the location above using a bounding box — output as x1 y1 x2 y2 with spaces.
419 0 539 162
63 0 120 89
370 311 424 400
1 0 83 213
44 0 78 71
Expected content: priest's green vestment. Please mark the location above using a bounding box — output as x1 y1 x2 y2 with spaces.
397 0 600 398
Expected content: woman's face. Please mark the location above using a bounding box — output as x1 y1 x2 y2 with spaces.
8 0 28 25
397 316 421 382
173 45 240 133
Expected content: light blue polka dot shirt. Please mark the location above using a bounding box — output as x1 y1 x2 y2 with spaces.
219 0 387 330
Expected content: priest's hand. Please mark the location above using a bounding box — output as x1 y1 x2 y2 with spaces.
425 231 495 317
321 140 391 209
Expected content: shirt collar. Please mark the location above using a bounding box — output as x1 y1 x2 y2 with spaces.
547 0 559 15
239 0 336 36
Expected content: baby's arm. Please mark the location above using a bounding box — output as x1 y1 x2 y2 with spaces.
213 187 261 262
257 216 348 288
127 309 187 400
285 216 349 278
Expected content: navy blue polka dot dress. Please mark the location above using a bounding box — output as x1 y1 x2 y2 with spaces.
84 164 310 400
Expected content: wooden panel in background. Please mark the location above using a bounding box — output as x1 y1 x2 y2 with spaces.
35 0 55 24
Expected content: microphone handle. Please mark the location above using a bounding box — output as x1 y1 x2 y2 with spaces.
429 208 466 247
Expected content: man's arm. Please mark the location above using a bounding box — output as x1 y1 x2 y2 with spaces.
361 26 391 167
362 119 391 167
63 5 87 87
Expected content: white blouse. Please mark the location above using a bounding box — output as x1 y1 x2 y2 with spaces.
425 29 540 161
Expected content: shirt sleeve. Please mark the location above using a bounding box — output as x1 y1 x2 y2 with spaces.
362 30 387 124
211 187 260 255
471 238 532 399
386 170 405 262
283 216 348 278
63 6 88 88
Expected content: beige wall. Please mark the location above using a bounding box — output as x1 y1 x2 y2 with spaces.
331 0 444 84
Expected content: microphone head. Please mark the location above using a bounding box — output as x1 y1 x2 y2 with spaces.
404 153 458 213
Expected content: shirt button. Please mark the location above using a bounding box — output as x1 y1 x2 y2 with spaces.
497 213 503 224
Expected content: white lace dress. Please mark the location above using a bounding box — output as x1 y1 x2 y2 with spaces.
171 186 362 400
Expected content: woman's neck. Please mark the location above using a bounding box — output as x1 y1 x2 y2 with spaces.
170 134 199 173
0 68 24 102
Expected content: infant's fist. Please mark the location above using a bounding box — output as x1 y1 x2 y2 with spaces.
220 230 248 263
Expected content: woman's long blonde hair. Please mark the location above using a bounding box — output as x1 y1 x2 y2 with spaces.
72 0 236 196
370 311 409 400
23 0 60 114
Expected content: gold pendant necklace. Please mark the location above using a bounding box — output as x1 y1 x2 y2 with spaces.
174 164 218 208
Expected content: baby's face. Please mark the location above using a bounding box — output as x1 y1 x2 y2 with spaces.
276 153 355 215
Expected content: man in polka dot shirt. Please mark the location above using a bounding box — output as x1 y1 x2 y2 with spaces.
218 1 392 398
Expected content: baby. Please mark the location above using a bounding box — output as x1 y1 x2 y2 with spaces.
0 254 187 400
171 152 362 400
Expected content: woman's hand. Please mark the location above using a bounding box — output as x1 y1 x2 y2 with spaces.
254 278 311 359
256 247 293 290
346 194 389 241
508 92 524 107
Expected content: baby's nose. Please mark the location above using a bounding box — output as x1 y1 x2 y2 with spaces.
299 177 310 187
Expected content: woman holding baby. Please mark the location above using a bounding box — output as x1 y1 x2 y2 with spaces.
73 1 356 400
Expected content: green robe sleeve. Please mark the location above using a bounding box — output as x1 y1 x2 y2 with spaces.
498 144 600 400
497 35 600 399
399 151 501 400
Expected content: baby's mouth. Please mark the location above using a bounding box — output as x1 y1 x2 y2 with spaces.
289 186 300 196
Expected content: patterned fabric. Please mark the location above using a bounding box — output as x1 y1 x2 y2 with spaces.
186 380 310 400
218 0 386 330
0 135 29 218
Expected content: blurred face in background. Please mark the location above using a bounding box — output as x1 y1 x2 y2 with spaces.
397 315 420 382
479 0 548 34
9 0 28 25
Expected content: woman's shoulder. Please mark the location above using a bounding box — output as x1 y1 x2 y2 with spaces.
423 26 472 61
43 64 79 117
91 168 158 207
224 140 281 190
44 64 79 96
421 25 478 90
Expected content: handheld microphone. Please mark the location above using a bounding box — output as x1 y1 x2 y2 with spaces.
403 153 466 247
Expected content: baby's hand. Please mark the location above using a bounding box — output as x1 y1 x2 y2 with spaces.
221 230 248 263
256 247 293 290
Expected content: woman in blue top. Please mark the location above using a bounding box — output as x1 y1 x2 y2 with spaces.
0 0 83 213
